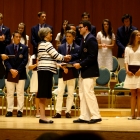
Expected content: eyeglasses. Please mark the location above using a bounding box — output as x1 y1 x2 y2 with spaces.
78 26 84 30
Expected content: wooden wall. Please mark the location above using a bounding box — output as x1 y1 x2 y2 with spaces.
0 0 140 56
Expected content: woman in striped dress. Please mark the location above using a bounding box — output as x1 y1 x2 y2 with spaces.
37 27 69 124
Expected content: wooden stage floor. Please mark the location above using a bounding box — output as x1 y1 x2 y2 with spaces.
0 115 140 140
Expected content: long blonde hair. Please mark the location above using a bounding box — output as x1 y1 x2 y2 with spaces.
128 30 140 46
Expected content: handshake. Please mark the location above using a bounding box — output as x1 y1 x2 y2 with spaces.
64 55 71 62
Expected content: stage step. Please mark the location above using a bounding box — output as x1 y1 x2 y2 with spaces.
0 107 131 117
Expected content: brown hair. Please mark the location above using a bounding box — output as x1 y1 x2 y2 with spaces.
38 11 46 17
65 30 76 37
101 19 113 39
18 22 27 45
12 30 21 37
0 13 3 19
81 12 90 18
128 30 140 46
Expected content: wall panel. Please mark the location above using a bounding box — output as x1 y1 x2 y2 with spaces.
122 0 140 28
0 0 4 16
62 0 85 25
3 0 24 33
0 0 140 55
53 0 63 44
41 0 55 26
23 0 41 52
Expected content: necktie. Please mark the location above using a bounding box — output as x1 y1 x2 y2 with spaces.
126 27 129 33
14 45 18 55
67 45 71 54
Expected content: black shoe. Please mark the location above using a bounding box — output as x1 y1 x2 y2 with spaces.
66 112 71 118
73 118 89 123
39 119 53 124
117 92 124 96
71 105 75 109
52 113 61 118
17 111 23 117
88 118 102 124
5 112 13 117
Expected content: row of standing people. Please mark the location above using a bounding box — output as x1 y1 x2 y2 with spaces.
0 11 139 122
0 12 137 71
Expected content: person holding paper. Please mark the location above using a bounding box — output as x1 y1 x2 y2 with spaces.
4 30 28 117
52 30 80 118
123 30 140 120
73 20 102 124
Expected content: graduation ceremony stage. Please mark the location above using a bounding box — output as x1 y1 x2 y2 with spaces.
0 109 140 140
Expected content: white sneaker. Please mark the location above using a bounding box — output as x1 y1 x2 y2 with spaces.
36 114 40 118
136 117 140 120
128 117 135 120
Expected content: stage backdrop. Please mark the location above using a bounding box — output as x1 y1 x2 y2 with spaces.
0 0 140 56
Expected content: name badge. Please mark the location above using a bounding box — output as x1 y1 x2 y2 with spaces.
83 48 87 52
19 54 23 58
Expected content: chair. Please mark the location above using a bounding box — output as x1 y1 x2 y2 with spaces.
0 78 6 115
53 69 59 89
94 67 111 108
24 74 30 115
111 68 130 108
28 70 33 78
110 56 119 79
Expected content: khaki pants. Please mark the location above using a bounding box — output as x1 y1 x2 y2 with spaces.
79 76 101 121
5 80 25 112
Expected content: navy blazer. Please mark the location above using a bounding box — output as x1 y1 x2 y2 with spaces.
0 25 11 54
58 42 80 78
77 33 99 78
76 25 96 45
116 25 138 57
4 43 28 80
31 24 53 54
0 55 5 79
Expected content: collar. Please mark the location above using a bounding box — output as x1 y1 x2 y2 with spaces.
83 32 90 40
66 42 73 47
39 24 45 28
125 26 130 30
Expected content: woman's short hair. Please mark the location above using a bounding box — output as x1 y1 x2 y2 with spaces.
65 29 76 37
38 27 52 40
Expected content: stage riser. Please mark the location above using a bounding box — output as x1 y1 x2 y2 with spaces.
1 130 140 140
0 95 131 108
